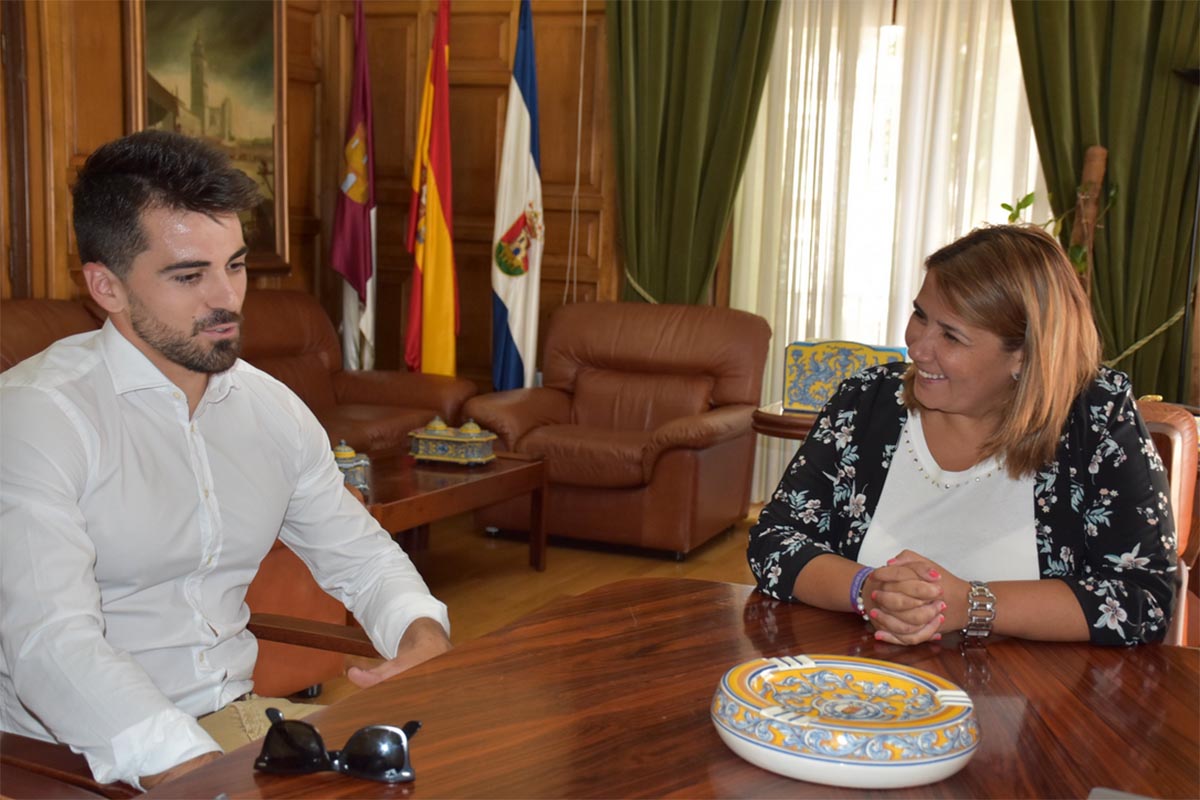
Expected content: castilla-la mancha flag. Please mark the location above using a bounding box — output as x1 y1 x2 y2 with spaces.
331 0 376 369
491 0 543 391
405 0 458 376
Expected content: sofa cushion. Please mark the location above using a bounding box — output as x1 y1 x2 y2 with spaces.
572 368 713 431
249 353 339 412
0 299 103 371
518 425 652 488
321 405 439 456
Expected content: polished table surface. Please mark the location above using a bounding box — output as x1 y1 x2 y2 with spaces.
150 578 1199 799
366 451 546 570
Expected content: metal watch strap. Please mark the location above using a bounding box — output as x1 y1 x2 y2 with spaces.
961 580 996 642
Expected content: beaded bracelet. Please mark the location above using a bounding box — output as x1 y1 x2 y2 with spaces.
849 566 873 621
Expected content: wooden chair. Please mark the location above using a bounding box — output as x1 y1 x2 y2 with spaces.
1139 398 1199 646
0 620 376 798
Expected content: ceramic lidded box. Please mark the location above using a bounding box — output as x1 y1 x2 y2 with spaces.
409 417 497 465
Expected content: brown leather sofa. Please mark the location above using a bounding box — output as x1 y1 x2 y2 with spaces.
240 289 476 455
0 289 472 696
462 302 771 556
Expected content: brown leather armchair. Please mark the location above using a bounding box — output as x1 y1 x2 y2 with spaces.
462 302 771 557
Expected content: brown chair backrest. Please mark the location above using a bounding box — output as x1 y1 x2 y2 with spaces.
1140 399 1199 646
1141 400 1198 559
239 289 343 411
0 299 104 372
539 302 771 431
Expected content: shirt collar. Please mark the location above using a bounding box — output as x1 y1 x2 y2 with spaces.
99 318 240 402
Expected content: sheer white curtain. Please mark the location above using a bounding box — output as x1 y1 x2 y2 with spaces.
732 0 1048 503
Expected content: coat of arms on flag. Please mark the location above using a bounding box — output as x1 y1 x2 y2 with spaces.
494 204 544 277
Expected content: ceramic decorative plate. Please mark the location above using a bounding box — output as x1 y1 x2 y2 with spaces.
711 654 978 789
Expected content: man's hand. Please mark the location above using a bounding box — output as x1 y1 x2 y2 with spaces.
140 750 223 789
348 617 451 689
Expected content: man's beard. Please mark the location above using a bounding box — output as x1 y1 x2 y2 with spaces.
129 295 243 374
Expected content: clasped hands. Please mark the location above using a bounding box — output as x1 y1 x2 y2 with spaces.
861 550 968 646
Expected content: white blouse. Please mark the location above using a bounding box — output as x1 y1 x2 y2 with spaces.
857 410 1039 580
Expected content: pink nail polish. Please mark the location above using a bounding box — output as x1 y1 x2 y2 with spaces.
928 569 941 579
887 558 897 565
871 590 878 601
874 631 884 640
869 609 879 619
933 633 942 641
940 601 947 611
938 614 945 624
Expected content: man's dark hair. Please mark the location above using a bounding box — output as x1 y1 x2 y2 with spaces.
72 130 261 278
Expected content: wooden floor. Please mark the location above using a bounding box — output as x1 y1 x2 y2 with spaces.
313 510 760 704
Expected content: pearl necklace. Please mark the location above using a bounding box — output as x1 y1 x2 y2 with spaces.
903 424 996 490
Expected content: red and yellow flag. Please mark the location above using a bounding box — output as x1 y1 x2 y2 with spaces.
405 0 458 376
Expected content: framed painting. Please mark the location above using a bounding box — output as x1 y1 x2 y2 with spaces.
124 0 289 274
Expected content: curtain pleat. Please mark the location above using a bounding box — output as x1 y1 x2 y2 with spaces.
1012 0 1199 400
606 0 780 304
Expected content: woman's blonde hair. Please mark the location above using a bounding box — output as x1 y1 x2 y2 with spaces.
901 225 1102 477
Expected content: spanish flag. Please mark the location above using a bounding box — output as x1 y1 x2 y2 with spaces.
405 0 458 376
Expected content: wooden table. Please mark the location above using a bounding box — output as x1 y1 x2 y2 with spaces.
150 578 1199 799
366 452 547 570
752 401 817 440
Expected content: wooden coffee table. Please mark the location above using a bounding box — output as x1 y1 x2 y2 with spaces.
365 452 547 570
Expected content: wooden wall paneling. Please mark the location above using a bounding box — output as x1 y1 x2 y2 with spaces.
255 0 324 293
24 0 123 300
2 0 26 299
530 1 617 363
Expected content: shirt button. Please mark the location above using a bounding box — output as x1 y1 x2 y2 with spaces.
173 392 182 400
199 653 206 664
204 488 210 498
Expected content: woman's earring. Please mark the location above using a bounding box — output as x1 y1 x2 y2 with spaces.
1011 371 1021 381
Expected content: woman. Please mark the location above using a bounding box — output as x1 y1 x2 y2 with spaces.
748 225 1177 646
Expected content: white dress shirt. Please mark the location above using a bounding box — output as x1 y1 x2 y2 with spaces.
0 321 449 787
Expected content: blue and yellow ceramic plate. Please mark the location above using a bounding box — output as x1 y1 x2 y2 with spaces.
711 655 978 789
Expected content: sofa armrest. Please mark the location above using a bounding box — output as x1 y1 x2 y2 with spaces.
642 405 755 480
332 370 478 424
462 388 572 450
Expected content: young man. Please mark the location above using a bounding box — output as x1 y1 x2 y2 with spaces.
0 131 451 789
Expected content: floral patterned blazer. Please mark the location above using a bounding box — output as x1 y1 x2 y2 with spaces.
747 363 1178 645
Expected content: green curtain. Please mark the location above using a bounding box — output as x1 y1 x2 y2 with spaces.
1012 0 1200 401
607 0 780 305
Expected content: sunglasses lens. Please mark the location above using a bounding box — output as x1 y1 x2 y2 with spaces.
254 718 332 774
333 723 419 783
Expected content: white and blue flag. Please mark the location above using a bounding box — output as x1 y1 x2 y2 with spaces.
491 0 543 391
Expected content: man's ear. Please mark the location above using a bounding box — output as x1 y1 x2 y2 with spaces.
82 262 128 315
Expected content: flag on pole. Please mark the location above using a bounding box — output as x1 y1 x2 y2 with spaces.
405 0 458 376
331 0 376 370
491 0 543 391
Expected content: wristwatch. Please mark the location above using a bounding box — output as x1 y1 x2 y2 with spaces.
961 580 996 643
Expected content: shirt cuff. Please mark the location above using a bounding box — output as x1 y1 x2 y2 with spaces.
85 707 220 789
366 596 451 659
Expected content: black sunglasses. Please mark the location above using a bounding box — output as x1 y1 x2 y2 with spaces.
253 707 421 783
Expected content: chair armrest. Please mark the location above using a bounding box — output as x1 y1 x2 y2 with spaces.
248 613 379 659
0 733 138 799
462 388 572 450
642 405 755 480
332 370 478 424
